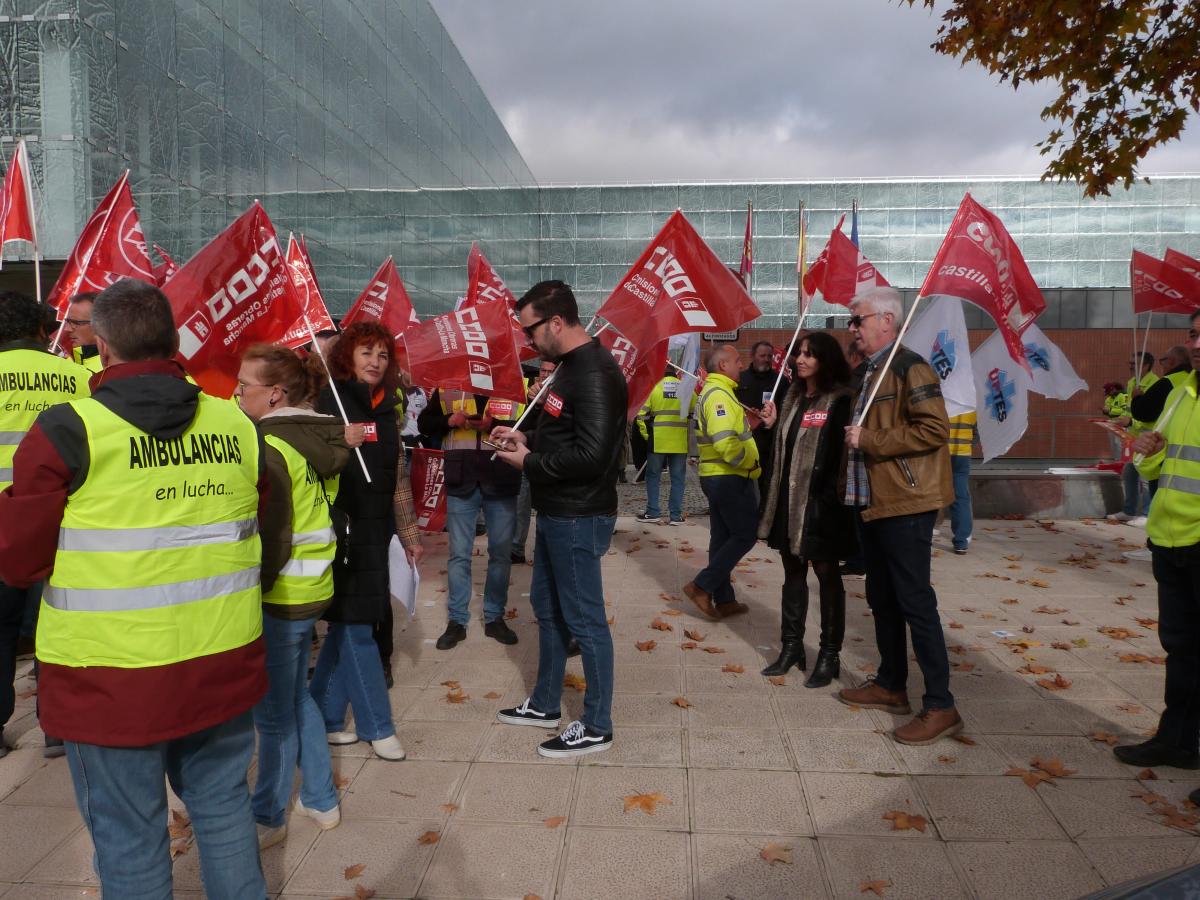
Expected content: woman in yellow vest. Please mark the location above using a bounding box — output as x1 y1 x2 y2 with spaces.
236 345 351 849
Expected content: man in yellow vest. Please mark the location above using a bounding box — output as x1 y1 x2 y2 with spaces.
0 279 269 898
684 344 760 620
0 291 89 760
1115 310 1200 793
62 291 103 374
636 366 691 525
947 412 976 554
1109 351 1159 523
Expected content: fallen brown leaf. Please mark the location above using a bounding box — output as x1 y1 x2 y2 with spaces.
1135 617 1159 631
702 645 726 654
1051 641 1073 650
1006 767 1055 789
759 841 793 866
440 680 460 689
484 691 501 699
683 628 706 642
417 831 440 845
355 886 377 900
1002 598 1020 605
1037 673 1072 691
670 696 692 708
623 792 671 814
563 673 586 692
1032 756 1076 778
1101 626 1138 640
951 662 975 672
681 641 699 650
948 621 964 629
441 803 459 814
543 815 566 828
1034 605 1067 614
1117 701 1145 715
1120 653 1166 665
1088 730 1121 746
860 879 893 896
650 617 673 632
1139 768 1159 781
661 608 683 617
767 675 786 686
635 640 657 652
721 663 745 674
344 863 367 880
1017 663 1053 675
445 688 471 704
505 607 518 620
937 755 957 764
882 810 927 832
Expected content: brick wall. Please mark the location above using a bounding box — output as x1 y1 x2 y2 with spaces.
718 327 1188 461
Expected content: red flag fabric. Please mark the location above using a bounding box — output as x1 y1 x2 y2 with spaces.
596 210 761 352
738 203 753 284
800 214 843 298
771 344 794 382
1164 248 1200 282
919 193 1044 372
151 244 178 286
163 202 303 398
1130 250 1200 314
280 233 336 349
0 139 37 254
410 448 447 532
340 256 420 338
598 328 669 420
46 172 154 313
401 300 526 401
462 243 536 361
802 222 888 306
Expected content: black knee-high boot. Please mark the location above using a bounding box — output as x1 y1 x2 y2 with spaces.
805 561 844 688
763 552 808 676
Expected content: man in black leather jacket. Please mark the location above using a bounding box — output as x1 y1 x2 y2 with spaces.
491 281 627 758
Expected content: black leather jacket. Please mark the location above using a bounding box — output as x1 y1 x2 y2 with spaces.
525 338 628 517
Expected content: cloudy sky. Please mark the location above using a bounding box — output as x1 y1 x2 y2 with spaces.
430 0 1198 185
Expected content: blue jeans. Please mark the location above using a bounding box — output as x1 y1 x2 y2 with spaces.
65 712 265 900
949 455 973 551
528 514 616 735
860 510 954 711
310 623 395 741
1122 461 1150 516
645 452 687 520
252 615 338 827
448 489 516 625
512 476 533 557
697 475 759 605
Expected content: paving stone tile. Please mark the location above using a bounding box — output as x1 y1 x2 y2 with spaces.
687 727 791 770
803 773 932 839
683 691 777 728
820 836 969 899
610 692 686 726
952 840 1105 900
684 667 769 695
788 731 903 774
690 769 811 834
1038 779 1184 839
773 693 884 730
0 751 59 804
0 806 82 881
455 761 575 824
393 720 488 761
339 759 469 820
891 733 1010 774
560 828 689 900
419 822 563 899
285 819 437 897
1078 836 1199 885
693 833 825 900
916 775 1067 840
614 664 684 695
579 726 684 767
476 723 577 765
403 686 509 723
571 765 688 831
987 733 1140 778
959 698 1084 735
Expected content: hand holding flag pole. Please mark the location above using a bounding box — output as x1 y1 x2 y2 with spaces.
301 314 372 483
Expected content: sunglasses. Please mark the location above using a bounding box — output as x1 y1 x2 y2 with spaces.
522 316 553 339
63 318 92 327
847 312 882 329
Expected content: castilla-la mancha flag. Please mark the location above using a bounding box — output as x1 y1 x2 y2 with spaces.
163 202 303 398
410 448 447 533
46 171 155 313
401 300 525 401
802 220 889 305
0 138 37 261
920 193 1045 374
462 243 536 361
596 210 761 352
598 328 667 420
280 233 336 349
341 256 421 338
1130 250 1200 314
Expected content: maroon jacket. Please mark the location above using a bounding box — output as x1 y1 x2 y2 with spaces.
0 361 269 746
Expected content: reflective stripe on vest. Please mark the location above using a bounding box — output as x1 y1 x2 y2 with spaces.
696 379 757 478
440 393 525 451
262 433 338 608
1145 379 1200 548
38 394 262 669
0 349 90 491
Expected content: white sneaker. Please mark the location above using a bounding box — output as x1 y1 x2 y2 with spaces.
932 528 942 536
1107 512 1134 522
326 731 358 745
371 735 406 760
1123 548 1153 561
256 823 287 850
294 799 341 830
1127 516 1148 528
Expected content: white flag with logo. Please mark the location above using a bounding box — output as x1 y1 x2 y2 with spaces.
901 296 976 417
1020 322 1087 401
972 330 1033 462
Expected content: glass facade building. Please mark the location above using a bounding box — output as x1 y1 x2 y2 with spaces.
2 1 1199 328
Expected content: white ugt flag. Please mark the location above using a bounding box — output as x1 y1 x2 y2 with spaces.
972 330 1033 462
1021 322 1087 400
901 296 976 417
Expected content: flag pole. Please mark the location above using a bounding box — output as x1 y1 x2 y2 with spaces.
305 315 372 483
769 200 808 401
1138 311 1154 376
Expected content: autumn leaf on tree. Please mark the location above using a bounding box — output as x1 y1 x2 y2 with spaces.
650 617 673 632
563 673 586 692
1037 673 1072 691
860 880 893 896
759 842 793 865
882 810 927 832
671 696 692 708
417 831 440 845
623 792 671 814
543 816 566 828
344 863 367 880
635 640 657 652
722 663 745 674
683 628 706 642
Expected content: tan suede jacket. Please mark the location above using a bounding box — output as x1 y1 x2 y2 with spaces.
849 346 953 523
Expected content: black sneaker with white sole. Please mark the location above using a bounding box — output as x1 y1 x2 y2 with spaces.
538 720 612 758
634 511 659 523
497 697 561 729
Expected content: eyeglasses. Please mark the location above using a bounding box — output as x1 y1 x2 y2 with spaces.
847 312 881 329
522 316 552 339
63 318 91 327
236 380 279 391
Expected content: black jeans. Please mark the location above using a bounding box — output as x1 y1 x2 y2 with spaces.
0 580 36 731
697 475 759 605
860 510 954 710
1151 543 1200 753
779 552 845 650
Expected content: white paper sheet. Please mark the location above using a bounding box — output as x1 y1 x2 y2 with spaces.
388 535 419 618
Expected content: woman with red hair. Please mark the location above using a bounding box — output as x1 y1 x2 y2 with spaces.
310 323 422 761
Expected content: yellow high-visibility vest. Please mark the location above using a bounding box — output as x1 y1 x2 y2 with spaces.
37 394 263 669
262 434 337 609
1138 371 1200 548
636 376 690 454
440 392 525 451
71 346 103 375
696 373 759 479
0 348 90 491
948 412 976 457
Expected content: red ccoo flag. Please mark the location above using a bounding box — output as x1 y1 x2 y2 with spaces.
163 202 303 397
802 219 888 305
151 243 178 286
598 328 669 421
1164 248 1200 282
919 193 1045 373
401 300 526 401
280 233 336 349
0 138 37 259
340 256 420 338
462 243 536 360
770 344 793 382
1130 250 1200 314
410 448 448 533
596 210 761 352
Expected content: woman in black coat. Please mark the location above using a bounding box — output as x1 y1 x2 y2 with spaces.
758 332 857 686
310 323 422 761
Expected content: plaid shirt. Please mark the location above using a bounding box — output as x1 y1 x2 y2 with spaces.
844 343 894 507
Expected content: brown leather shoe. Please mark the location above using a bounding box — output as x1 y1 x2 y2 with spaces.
683 581 717 619
714 601 749 619
837 682 911 715
893 707 963 745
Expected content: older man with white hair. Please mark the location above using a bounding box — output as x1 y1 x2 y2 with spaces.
838 287 959 745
